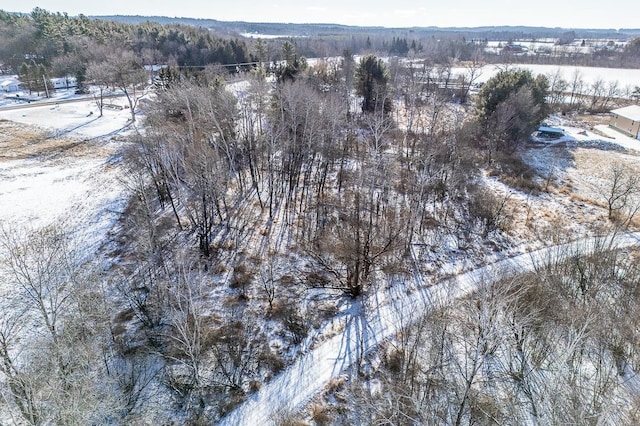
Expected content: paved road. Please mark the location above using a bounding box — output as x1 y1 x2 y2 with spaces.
220 232 640 425
0 94 124 111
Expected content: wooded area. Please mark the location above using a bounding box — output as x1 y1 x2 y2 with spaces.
1 8 640 425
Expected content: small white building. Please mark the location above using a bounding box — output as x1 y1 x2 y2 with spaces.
50 77 77 90
610 105 640 140
0 78 21 93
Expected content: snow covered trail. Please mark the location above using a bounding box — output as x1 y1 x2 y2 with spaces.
220 232 640 425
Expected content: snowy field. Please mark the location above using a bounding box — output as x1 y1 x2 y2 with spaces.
483 40 612 56
450 64 640 93
0 98 133 268
311 58 640 95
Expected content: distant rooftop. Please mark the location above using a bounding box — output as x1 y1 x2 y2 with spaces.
611 105 640 121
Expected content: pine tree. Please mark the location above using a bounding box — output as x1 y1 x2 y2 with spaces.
355 55 391 113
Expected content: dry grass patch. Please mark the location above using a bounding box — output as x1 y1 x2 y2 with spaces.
569 192 605 208
0 120 116 161
309 402 333 426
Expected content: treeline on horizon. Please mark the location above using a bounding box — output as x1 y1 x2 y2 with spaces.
91 14 640 38
1 7 640 83
0 8 256 74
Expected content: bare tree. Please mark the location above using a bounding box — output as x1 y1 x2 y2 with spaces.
259 259 278 312
458 55 483 104
140 79 241 257
0 309 39 424
161 266 215 419
87 47 148 122
340 49 356 118
600 163 640 222
0 225 122 424
602 80 620 111
85 61 110 117
0 225 79 364
589 78 607 111
568 69 585 109
548 68 569 107
308 154 408 297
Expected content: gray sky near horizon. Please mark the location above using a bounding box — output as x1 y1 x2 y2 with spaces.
2 1 638 29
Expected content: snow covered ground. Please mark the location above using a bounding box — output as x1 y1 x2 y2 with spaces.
0 98 133 270
532 118 640 153
446 64 640 94
221 232 640 425
220 113 640 424
0 96 132 138
1 76 638 423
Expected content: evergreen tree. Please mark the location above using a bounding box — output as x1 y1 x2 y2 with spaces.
355 55 391 113
389 37 409 56
154 66 181 91
281 40 296 64
254 38 268 67
475 69 548 125
475 69 549 154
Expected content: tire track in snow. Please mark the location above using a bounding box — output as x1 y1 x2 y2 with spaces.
220 232 640 425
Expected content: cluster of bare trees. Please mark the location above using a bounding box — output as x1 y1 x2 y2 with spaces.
547 68 636 112
123 264 263 422
86 47 149 122
133 48 519 294
0 225 141 424
0 49 535 423
330 240 640 425
96 49 503 420
5 11 640 425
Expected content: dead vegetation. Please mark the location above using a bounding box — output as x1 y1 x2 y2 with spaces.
4 54 640 425
0 120 118 161
314 243 640 425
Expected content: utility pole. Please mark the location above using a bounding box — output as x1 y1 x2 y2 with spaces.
42 75 50 98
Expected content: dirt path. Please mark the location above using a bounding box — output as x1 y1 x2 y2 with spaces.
220 232 640 425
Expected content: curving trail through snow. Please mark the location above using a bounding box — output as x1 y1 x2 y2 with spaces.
220 232 640 425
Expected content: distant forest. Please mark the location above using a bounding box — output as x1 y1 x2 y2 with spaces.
1 8 640 84
94 14 640 39
0 8 256 75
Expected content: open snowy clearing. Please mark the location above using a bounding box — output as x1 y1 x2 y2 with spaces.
0 96 132 139
447 64 640 94
0 100 133 280
476 114 640 256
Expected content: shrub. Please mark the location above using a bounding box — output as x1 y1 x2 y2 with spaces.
309 403 333 426
495 153 542 194
467 185 512 236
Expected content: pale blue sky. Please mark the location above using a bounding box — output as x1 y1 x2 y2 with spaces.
2 0 638 29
